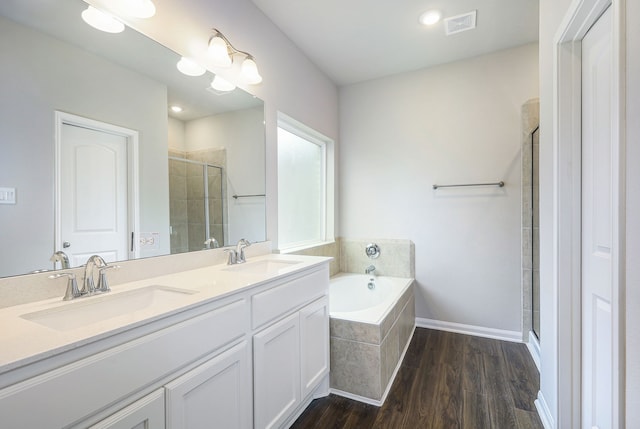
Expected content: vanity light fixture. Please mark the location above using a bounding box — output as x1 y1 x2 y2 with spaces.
176 57 206 76
115 0 156 19
81 6 125 33
211 75 236 92
207 29 263 84
419 10 442 26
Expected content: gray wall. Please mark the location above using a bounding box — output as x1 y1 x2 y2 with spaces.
0 16 170 276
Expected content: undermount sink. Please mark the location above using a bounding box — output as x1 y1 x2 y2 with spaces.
222 259 302 275
21 285 198 332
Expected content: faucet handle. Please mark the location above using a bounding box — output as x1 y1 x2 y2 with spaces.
96 265 119 293
225 249 237 265
49 272 80 301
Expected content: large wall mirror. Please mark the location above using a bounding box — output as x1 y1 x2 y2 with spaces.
0 0 266 278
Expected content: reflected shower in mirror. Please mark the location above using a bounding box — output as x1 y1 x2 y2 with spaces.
0 0 266 278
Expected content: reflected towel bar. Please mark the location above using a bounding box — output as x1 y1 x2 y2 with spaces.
232 194 266 199
432 181 505 190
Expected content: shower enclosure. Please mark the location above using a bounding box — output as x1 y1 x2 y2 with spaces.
168 157 225 254
521 99 540 344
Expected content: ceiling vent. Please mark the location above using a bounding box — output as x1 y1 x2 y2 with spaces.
444 10 477 35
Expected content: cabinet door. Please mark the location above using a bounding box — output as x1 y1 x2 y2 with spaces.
165 341 251 429
299 297 330 398
88 389 165 429
253 313 301 429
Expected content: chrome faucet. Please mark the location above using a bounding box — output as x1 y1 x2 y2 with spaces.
204 237 219 249
81 255 107 295
235 239 251 264
365 265 376 275
50 250 70 269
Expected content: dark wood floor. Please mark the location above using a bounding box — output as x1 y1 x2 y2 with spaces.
292 328 542 429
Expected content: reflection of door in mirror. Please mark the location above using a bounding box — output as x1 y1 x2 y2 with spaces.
56 113 139 267
169 154 226 254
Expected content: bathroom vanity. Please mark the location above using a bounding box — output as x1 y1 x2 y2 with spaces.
0 254 330 429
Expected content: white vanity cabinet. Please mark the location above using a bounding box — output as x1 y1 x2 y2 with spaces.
88 389 165 429
165 341 251 429
252 266 330 429
0 257 330 429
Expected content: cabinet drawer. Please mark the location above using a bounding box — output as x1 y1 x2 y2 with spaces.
0 298 247 428
251 266 328 330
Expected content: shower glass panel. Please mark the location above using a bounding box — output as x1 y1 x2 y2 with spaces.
168 157 225 254
531 127 540 339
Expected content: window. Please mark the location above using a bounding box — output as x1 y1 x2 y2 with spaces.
277 114 333 250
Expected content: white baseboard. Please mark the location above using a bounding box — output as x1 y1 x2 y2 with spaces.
415 317 522 343
534 390 554 429
526 331 541 371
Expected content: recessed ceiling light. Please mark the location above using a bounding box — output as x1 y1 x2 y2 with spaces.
170 105 183 113
81 6 125 33
419 10 442 26
176 57 206 76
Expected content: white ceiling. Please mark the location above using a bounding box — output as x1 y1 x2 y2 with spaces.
251 0 539 86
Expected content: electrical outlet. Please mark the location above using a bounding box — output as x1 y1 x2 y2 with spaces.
139 232 159 249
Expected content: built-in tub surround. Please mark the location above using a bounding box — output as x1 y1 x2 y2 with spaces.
329 273 415 405
288 237 414 278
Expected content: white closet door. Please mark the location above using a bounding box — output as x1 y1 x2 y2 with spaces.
581 6 614 429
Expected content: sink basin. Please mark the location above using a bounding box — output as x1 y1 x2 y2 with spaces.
21 285 198 332
222 259 302 275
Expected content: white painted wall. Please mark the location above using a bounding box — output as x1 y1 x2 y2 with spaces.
0 16 169 276
184 108 266 243
339 43 539 333
538 0 572 423
168 117 186 152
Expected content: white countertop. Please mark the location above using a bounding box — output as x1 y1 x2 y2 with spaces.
0 254 331 375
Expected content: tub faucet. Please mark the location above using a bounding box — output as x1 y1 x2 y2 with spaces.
365 265 376 275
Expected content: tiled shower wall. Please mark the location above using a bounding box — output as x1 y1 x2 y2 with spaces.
168 148 227 254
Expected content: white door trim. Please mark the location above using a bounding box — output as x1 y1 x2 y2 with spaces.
551 0 625 428
54 111 140 260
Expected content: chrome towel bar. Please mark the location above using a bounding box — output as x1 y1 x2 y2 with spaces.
432 181 504 190
232 194 266 199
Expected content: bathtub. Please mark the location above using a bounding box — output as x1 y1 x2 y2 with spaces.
328 273 415 406
329 273 412 323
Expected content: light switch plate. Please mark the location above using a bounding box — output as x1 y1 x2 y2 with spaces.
0 187 16 204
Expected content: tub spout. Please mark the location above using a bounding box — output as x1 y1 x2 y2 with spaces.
365 265 376 275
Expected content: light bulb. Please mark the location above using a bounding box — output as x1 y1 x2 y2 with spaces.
81 6 125 33
176 57 206 76
114 0 156 18
208 36 232 67
170 105 183 113
241 57 262 84
419 10 442 26
211 75 236 92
